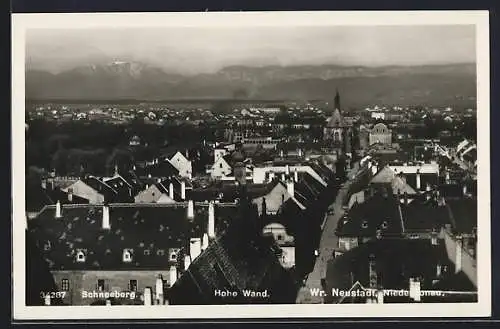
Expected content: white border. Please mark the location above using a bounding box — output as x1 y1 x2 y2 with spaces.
12 11 491 320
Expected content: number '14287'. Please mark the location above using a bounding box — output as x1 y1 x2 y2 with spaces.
40 291 66 299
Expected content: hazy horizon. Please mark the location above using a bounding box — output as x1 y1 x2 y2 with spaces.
26 25 476 75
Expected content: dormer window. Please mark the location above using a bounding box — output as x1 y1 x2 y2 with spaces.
169 248 180 262
381 221 388 229
76 250 86 263
361 220 369 229
157 249 165 256
144 249 150 256
123 249 133 263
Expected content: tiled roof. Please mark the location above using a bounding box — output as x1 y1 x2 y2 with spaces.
445 198 477 234
401 198 450 232
169 213 297 304
325 239 454 304
28 202 240 271
336 192 403 237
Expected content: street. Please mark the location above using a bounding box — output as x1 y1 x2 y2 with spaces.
295 164 358 304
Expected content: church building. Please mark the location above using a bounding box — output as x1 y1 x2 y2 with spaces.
323 89 354 156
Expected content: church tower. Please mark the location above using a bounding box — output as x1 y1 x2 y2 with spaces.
334 88 341 111
323 88 344 143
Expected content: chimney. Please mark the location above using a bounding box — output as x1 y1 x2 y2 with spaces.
169 182 174 200
55 200 62 218
208 201 215 239
187 200 194 219
371 163 378 176
455 236 463 273
281 173 286 181
202 233 209 250
133 164 136 171
409 278 421 302
189 238 202 260
102 204 111 229
181 181 186 200
184 255 191 270
169 266 178 286
286 180 295 197
155 274 164 305
431 231 438 246
416 169 421 190
185 149 189 159
114 164 119 176
280 149 284 157
377 290 384 304
143 287 152 305
157 178 161 184
67 188 73 202
294 170 299 183
285 164 290 175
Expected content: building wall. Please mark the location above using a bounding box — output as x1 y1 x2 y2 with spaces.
280 246 296 269
338 237 359 251
442 229 477 287
170 153 192 178
51 270 177 305
252 166 327 186
64 180 104 204
369 132 392 145
348 191 365 209
134 185 162 203
209 158 232 179
253 184 290 215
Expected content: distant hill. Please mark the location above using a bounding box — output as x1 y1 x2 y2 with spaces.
25 62 476 107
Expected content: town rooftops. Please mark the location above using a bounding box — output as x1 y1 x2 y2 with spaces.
336 192 403 237
325 239 459 304
28 202 241 271
168 221 297 304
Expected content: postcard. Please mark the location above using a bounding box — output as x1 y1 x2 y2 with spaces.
12 10 490 320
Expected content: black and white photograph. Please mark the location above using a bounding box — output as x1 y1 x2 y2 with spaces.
12 11 490 319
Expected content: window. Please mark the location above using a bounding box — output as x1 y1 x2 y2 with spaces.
129 279 138 292
76 250 86 262
157 249 165 256
219 163 223 169
144 249 150 256
123 249 132 262
97 279 105 291
277 234 284 241
61 279 69 291
361 221 369 229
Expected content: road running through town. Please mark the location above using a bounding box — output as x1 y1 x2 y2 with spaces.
296 163 360 304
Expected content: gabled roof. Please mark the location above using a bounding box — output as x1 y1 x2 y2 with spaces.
28 202 241 271
337 193 403 237
168 215 296 304
325 239 454 304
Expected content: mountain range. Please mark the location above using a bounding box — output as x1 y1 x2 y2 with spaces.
25 61 477 107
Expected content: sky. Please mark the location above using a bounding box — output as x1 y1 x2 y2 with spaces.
26 25 476 75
